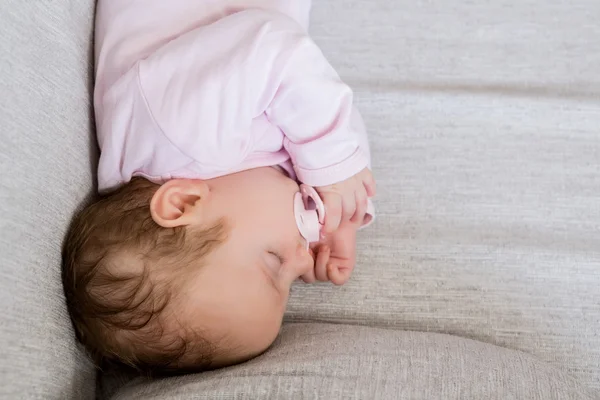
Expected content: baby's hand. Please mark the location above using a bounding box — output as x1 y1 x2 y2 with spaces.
301 220 359 286
316 168 375 234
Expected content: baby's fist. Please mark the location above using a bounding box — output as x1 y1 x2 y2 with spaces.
301 220 359 286
316 168 375 233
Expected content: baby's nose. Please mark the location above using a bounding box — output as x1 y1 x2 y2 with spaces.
292 242 314 275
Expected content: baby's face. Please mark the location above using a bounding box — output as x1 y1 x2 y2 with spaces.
184 167 314 365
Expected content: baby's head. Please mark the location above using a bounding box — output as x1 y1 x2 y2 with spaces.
63 167 315 374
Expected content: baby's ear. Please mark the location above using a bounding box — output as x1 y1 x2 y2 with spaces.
150 179 210 228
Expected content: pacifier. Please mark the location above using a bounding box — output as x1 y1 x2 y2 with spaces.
294 184 325 248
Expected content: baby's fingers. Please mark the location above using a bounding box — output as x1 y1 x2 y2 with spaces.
341 192 357 223
327 260 352 286
320 193 342 233
362 169 376 197
315 245 331 282
351 185 368 225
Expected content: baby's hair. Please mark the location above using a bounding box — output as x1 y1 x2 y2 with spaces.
62 177 227 375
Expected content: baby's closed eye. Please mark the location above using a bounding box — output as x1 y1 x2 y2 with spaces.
267 251 285 267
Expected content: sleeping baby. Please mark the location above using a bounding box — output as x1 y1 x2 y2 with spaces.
63 0 375 374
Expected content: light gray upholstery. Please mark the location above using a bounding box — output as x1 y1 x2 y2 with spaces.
287 0 600 390
0 0 97 398
106 324 595 400
1 0 598 399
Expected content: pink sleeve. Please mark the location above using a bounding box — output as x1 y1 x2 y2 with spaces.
263 24 369 187
136 8 368 187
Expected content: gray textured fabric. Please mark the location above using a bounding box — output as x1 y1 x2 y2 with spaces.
0 0 97 399
286 0 600 392
2 0 599 398
109 324 595 400
105 0 599 397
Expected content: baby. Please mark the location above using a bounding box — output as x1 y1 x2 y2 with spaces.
63 0 375 374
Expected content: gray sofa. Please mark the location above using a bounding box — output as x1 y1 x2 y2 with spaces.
1 0 598 399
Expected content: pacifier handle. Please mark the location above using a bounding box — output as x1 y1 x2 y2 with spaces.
294 185 325 248
300 185 325 224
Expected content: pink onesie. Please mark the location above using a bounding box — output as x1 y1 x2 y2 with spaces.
94 0 372 196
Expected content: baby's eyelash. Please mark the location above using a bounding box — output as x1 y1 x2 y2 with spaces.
269 251 286 265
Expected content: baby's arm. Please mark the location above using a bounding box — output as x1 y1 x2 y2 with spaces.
264 38 369 189
135 8 369 186
257 15 377 231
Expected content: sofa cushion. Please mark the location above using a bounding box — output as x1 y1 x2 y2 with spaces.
107 324 595 399
0 0 97 398
285 0 600 391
